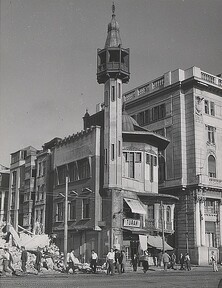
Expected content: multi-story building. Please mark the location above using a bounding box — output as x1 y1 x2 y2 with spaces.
33 138 61 235
0 164 10 223
51 5 177 262
8 146 37 231
124 66 222 265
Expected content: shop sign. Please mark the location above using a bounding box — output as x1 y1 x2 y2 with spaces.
123 218 140 228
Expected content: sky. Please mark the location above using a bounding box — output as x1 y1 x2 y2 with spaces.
0 0 222 167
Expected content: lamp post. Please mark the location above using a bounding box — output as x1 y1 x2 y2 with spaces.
64 176 68 268
161 201 165 253
60 176 78 268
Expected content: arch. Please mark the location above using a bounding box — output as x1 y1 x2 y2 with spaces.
208 155 216 178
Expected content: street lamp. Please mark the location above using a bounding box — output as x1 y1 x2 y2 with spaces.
59 176 78 268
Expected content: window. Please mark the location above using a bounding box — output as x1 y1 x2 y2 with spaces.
146 154 157 182
38 162 42 177
111 86 115 101
69 200 76 220
166 206 171 222
111 144 115 161
68 162 78 182
42 161 46 175
104 149 108 165
118 141 121 157
82 198 90 218
57 202 64 221
210 102 215 116
158 155 166 183
205 100 209 114
147 205 154 219
207 126 215 144
12 171 17 186
208 155 216 178
57 165 67 184
123 151 142 179
118 83 121 98
78 158 90 180
205 100 215 116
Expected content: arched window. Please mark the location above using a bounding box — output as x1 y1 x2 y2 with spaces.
158 155 166 183
166 206 171 223
208 155 216 178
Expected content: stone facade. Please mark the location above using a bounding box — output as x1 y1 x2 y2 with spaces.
124 66 222 265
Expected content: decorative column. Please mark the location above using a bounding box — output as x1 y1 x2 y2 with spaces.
171 204 175 231
154 203 160 229
200 197 206 246
195 198 201 246
219 201 222 246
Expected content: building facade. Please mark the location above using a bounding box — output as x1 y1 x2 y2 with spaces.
123 66 222 265
7 146 37 231
51 6 177 262
0 165 9 223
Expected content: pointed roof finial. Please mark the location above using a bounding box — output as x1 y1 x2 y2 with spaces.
112 2 115 16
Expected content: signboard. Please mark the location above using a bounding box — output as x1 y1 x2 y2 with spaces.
123 218 140 228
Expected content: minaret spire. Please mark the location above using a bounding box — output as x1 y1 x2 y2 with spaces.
112 2 115 16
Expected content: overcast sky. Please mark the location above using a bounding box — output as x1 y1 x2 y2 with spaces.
1 0 222 166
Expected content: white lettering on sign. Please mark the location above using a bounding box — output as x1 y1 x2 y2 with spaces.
123 218 140 228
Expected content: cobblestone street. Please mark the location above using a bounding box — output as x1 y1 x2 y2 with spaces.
1 267 222 288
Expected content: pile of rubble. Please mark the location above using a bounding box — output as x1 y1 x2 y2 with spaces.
0 222 66 275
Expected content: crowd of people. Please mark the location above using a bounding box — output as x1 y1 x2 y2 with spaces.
1 244 220 277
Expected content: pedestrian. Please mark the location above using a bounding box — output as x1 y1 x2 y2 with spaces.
120 250 126 273
66 250 77 274
34 246 42 273
106 248 115 275
21 246 28 273
170 252 176 270
2 247 16 276
157 250 162 267
90 249 98 273
179 253 184 270
162 251 171 271
211 251 218 272
184 252 191 271
142 251 149 273
131 254 138 272
114 249 121 273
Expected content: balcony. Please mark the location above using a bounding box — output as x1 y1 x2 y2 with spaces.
197 174 222 189
145 219 174 232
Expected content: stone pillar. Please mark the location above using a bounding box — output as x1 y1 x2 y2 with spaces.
154 203 160 229
195 200 201 246
200 199 206 246
0 191 5 222
171 204 175 231
219 202 222 245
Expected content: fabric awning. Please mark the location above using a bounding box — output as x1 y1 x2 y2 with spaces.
147 235 173 251
124 198 146 214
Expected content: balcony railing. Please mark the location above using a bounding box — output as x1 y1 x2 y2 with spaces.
145 219 173 231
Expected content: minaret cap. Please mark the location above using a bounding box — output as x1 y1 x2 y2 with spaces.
105 3 122 48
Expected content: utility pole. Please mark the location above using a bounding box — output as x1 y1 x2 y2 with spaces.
64 176 68 267
161 201 165 252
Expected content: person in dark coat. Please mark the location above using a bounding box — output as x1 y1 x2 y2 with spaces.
21 246 28 272
179 253 184 270
131 254 138 272
28 246 42 273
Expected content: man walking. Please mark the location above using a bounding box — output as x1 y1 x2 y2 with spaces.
106 248 115 275
162 251 171 271
90 249 98 273
21 246 28 273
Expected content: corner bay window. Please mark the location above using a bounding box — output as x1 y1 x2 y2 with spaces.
146 153 157 182
123 151 142 179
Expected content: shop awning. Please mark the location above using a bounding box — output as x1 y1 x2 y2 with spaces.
124 198 146 214
123 227 147 234
147 235 173 251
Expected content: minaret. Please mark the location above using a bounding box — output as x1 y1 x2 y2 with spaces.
97 4 130 189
